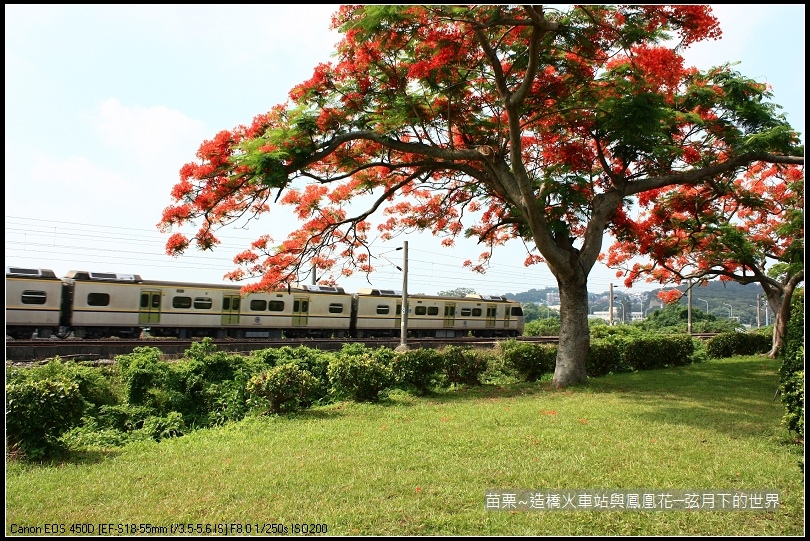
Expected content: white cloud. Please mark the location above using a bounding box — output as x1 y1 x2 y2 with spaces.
92 98 208 177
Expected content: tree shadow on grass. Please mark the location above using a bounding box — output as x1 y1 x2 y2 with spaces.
577 356 790 440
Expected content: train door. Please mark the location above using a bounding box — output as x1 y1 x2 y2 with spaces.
485 305 497 328
395 302 402 331
503 303 512 328
139 289 162 324
221 295 241 325
443 302 456 328
292 296 309 327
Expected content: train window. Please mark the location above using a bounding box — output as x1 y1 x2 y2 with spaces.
487 307 497 318
172 296 192 309
223 297 230 310
511 306 524 316
376 305 390 315
460 308 472 317
268 300 284 312
444 306 455 316
472 308 482 317
21 290 47 304
87 293 110 306
232 298 240 310
194 297 213 310
141 293 149 308
415 306 427 316
152 295 161 309
250 299 267 311
328 303 344 314
427 306 439 316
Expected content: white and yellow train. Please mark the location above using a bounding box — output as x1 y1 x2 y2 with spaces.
6 267 524 340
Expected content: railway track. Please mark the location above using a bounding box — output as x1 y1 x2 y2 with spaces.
5 334 717 365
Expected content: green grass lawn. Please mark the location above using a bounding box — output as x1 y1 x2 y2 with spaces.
6 355 804 536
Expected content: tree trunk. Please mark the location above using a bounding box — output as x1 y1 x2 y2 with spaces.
767 278 800 358
552 276 590 388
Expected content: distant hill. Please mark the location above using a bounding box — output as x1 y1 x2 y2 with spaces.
503 280 773 327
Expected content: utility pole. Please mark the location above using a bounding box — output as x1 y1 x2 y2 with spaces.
397 241 409 351
609 283 614 326
687 279 693 335
757 294 762 328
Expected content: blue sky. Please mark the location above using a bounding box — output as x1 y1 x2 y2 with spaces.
5 5 805 296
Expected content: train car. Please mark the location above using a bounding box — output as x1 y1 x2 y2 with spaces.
7 266 523 340
5 267 66 339
353 289 524 338
351 287 404 337
257 284 353 339
63 271 354 339
64 270 150 338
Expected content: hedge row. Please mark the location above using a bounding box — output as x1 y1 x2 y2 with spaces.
0 332 735 461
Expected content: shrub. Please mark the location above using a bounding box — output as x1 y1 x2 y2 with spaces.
94 403 155 432
390 348 444 394
139 411 186 441
6 377 85 460
247 363 321 414
780 363 804 440
706 331 772 359
204 376 255 426
623 335 694 370
586 339 626 377
441 345 488 386
498 339 556 382
328 345 393 402
59 416 150 450
779 292 804 380
185 346 250 384
779 293 804 441
523 318 561 337
114 347 170 406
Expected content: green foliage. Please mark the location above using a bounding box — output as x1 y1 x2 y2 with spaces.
440 345 488 386
586 340 627 377
327 344 394 402
59 416 151 450
7 312 795 460
275 346 334 391
780 291 804 369
247 363 321 414
7 358 117 413
498 340 556 382
705 331 772 359
184 338 251 383
94 403 155 432
140 412 186 442
114 347 171 406
6 376 85 460
778 293 804 441
621 335 694 370
5 359 122 460
780 363 803 440
523 318 561 336
587 333 696 376
634 303 738 334
390 348 444 394
589 324 646 340
204 377 255 427
437 287 476 297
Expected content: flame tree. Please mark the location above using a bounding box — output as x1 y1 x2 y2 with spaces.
159 6 804 388
607 162 804 357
